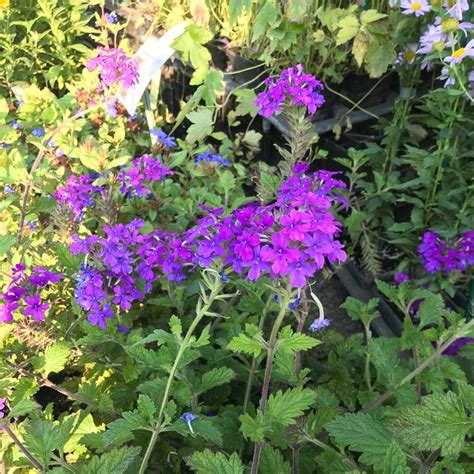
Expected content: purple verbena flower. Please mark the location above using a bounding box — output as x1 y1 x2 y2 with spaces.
442 337 474 356
55 175 102 219
23 295 49 321
0 397 6 418
86 47 139 89
394 272 409 285
255 64 325 117
309 318 331 332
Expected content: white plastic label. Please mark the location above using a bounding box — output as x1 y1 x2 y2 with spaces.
118 22 187 116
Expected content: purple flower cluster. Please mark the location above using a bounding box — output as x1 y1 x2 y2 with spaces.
194 150 229 167
419 230 474 273
70 163 346 328
394 272 409 285
118 154 173 197
0 264 62 323
255 64 325 117
86 47 139 89
55 175 102 219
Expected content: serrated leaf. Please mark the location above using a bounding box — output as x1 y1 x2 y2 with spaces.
0 235 16 255
278 326 320 354
260 445 291 474
418 294 444 328
24 420 63 468
326 413 393 470
198 367 235 394
368 337 400 387
390 392 471 456
8 399 40 418
188 449 244 473
80 446 141 474
137 394 156 424
56 244 82 271
352 32 369 68
383 441 410 474
266 387 316 427
227 333 264 357
252 3 278 41
240 412 266 442
336 16 359 45
33 342 71 377
186 108 213 143
63 413 101 453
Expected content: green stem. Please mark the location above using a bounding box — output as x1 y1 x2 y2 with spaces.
251 293 290 474
138 282 219 474
1 423 44 471
362 319 474 413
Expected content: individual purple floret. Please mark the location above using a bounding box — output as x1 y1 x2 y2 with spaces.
23 295 49 321
442 337 474 356
118 154 173 197
86 47 139 89
394 272 409 285
180 412 198 432
150 129 177 148
0 397 6 418
55 175 102 220
104 12 118 24
419 230 474 274
309 318 331 332
194 150 230 167
255 64 325 117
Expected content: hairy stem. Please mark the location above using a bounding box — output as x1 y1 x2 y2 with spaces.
1 423 43 471
138 280 220 474
362 319 474 413
251 294 289 474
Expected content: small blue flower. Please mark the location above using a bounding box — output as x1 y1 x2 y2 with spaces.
1 143 9 149
220 271 230 283
31 127 45 137
10 120 22 130
26 221 37 230
288 297 301 310
273 295 279 303
106 99 118 118
3 184 15 195
150 129 176 148
117 326 130 334
104 12 118 24
309 318 331 332
180 412 198 433
194 150 229 167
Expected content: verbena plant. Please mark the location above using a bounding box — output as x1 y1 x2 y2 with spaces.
0 2 473 473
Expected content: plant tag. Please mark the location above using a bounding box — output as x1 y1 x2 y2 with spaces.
118 21 187 115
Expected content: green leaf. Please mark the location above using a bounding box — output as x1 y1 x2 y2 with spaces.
368 337 400 387
240 412 266 442
8 399 40 418
360 9 386 25
32 342 71 378
0 235 16 255
260 445 291 474
336 16 359 45
56 244 82 271
326 413 393 470
266 387 316 427
80 446 141 474
198 367 235 394
227 325 264 357
229 0 252 25
277 326 320 354
252 2 279 41
63 414 101 453
137 394 156 424
186 108 213 143
188 449 244 473
365 38 396 78
390 392 471 456
24 420 63 468
417 294 444 328
382 442 410 474
341 297 380 327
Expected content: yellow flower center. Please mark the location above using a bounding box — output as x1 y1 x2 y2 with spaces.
442 18 459 33
405 50 415 62
412 2 422 10
453 48 465 59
